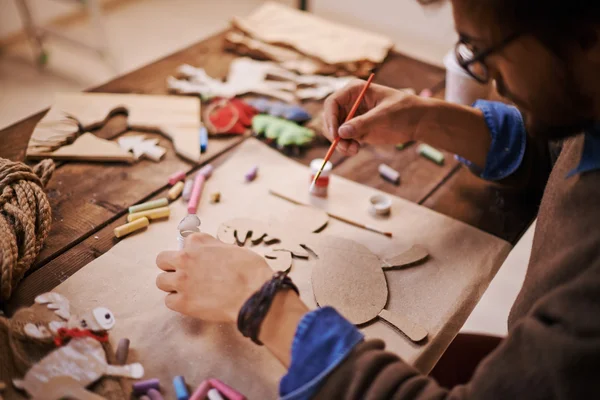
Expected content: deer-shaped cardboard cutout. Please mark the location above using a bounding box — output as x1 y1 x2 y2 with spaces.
12 292 143 400
217 205 430 342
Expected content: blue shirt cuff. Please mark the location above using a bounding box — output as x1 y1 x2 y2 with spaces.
280 307 364 400
459 100 527 181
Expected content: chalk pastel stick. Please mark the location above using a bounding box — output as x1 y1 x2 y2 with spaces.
417 143 445 165
187 174 205 214
182 179 194 201
115 338 130 365
197 164 214 179
200 126 208 153
128 207 170 222
173 376 189 400
209 379 246 400
189 380 212 400
168 170 187 185
133 378 160 395
207 388 224 400
147 389 164 400
128 198 168 214
244 165 258 182
114 217 149 238
378 163 400 184
168 181 185 201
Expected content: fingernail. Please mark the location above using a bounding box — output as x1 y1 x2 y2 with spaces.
338 124 355 139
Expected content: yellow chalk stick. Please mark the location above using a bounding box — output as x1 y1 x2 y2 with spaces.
128 198 168 214
114 217 149 238
127 206 170 222
167 181 185 201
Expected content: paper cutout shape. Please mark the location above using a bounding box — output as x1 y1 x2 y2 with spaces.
15 292 144 399
118 135 167 162
168 58 352 102
252 115 315 148
26 93 202 163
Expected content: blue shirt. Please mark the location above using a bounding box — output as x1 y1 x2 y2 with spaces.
279 101 600 400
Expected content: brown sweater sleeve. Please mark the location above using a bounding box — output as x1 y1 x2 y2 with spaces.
313 256 600 400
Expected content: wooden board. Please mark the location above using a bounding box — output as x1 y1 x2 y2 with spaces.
47 139 510 399
26 93 202 163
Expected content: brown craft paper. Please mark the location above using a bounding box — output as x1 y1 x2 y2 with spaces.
27 93 202 163
47 139 510 399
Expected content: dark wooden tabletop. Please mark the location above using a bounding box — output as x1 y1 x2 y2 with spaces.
0 30 537 313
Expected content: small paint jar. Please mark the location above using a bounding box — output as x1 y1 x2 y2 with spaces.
177 215 201 249
309 158 332 198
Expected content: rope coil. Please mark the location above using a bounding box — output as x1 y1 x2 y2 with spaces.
0 158 54 302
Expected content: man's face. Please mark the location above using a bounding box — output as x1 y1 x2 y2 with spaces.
451 0 596 139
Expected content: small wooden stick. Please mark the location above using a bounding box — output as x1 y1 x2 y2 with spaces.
269 189 392 237
309 73 375 191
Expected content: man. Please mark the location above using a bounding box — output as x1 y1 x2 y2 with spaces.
156 0 600 398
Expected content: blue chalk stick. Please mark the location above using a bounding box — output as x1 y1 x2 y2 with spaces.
199 127 208 153
173 376 190 400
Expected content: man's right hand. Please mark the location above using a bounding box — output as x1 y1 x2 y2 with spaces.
323 80 426 156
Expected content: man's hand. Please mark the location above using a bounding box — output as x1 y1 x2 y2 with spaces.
323 80 426 156
156 233 273 323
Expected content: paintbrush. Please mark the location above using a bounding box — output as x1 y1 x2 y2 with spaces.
269 189 393 238
309 72 375 193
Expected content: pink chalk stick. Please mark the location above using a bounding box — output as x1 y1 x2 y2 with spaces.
189 380 212 400
197 164 214 179
168 170 187 185
187 174 206 214
208 379 246 400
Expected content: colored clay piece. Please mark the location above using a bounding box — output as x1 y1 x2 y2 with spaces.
15 293 144 399
208 379 247 400
252 115 315 147
168 181 185 201
199 127 208 153
114 217 150 238
417 143 445 165
118 135 166 162
26 93 202 163
189 380 212 400
245 165 259 182
127 207 170 222
173 376 189 400
210 192 221 204
378 163 400 184
207 388 225 400
129 198 169 214
203 98 258 135
133 378 161 395
168 170 187 185
115 338 130 365
307 235 429 342
246 98 311 122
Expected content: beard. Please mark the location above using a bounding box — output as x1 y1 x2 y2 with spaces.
494 64 595 142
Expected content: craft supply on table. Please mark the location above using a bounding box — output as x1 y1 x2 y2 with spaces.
140 396 151 400
369 194 392 216
378 163 400 185
133 378 161 395
190 380 212 400
178 214 202 249
210 192 221 204
129 198 169 214
168 170 187 185
245 165 259 182
208 379 246 400
417 143 445 165
311 73 374 191
181 179 194 201
187 174 206 215
246 98 311 122
168 181 186 201
309 158 332 197
118 135 167 162
395 141 415 150
114 216 150 238
207 388 225 400
148 388 165 400
128 207 170 222
115 338 130 365
0 158 54 302
203 97 257 135
252 115 315 148
197 164 214 179
199 126 208 153
173 376 189 400
26 93 203 163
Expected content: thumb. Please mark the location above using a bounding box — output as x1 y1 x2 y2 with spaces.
337 109 382 141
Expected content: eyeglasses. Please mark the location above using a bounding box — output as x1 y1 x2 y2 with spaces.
455 32 521 83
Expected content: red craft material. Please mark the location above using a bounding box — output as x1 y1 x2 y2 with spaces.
54 328 109 346
205 98 258 135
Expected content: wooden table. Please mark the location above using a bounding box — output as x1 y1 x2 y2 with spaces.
0 31 537 313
